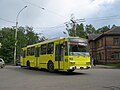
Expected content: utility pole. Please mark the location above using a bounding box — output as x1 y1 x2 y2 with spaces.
71 19 76 37
14 6 27 65
65 14 85 37
70 14 77 37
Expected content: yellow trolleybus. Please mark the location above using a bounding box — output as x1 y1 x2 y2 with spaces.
20 37 91 72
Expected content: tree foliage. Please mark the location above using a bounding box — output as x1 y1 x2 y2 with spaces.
76 23 86 38
66 23 86 38
85 24 96 34
96 25 110 34
0 26 44 63
66 23 111 38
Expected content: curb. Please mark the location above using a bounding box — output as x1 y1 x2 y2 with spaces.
91 65 116 69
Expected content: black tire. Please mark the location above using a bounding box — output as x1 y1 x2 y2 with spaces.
20 65 24 68
67 69 74 73
47 61 54 72
1 66 3 68
1 65 4 68
26 61 30 69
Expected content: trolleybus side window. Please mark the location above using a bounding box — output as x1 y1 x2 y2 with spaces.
27 48 31 56
21 49 26 58
31 47 35 56
35 47 39 57
41 44 46 55
64 41 68 56
47 42 54 54
27 47 35 56
23 50 26 58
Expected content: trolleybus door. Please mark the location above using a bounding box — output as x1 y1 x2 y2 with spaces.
23 50 26 66
35 47 39 67
55 44 64 70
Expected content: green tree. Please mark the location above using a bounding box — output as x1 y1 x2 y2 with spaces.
76 23 86 38
85 24 96 34
66 23 86 38
96 25 110 34
0 27 15 63
0 26 44 63
66 24 75 36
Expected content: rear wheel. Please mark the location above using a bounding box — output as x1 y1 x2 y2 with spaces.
48 61 54 72
26 61 30 69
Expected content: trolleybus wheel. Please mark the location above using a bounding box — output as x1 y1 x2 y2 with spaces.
26 61 30 69
48 61 54 72
67 69 74 72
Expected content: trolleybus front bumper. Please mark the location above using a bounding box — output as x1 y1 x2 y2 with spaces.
70 66 91 70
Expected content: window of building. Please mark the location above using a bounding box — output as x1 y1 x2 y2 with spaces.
113 37 120 45
41 44 46 55
47 42 54 54
101 39 103 47
99 53 101 60
97 41 100 48
111 52 120 60
90 42 92 49
102 52 104 60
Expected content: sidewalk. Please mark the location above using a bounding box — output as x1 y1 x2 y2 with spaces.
91 65 116 69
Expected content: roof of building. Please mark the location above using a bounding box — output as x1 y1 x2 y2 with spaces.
88 26 120 41
88 34 101 41
104 26 120 35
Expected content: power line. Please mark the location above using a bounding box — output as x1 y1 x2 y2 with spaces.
83 15 119 21
0 17 15 23
33 15 120 31
33 23 65 32
91 17 120 21
22 0 69 20
67 15 120 24
22 0 45 10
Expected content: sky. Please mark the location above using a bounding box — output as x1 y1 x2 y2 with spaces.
0 0 120 38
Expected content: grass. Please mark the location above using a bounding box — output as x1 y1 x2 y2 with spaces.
105 63 120 68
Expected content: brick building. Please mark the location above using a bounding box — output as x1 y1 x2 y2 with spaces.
88 26 120 64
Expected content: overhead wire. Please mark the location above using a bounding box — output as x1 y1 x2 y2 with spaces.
1 0 120 33
33 15 120 33
0 17 15 23
84 15 119 21
22 0 69 20
33 23 66 33
20 0 120 31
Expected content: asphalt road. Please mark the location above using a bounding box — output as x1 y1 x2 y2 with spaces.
0 65 120 90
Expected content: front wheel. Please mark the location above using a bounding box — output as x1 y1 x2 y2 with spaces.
1 65 5 68
67 69 74 72
48 61 54 72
